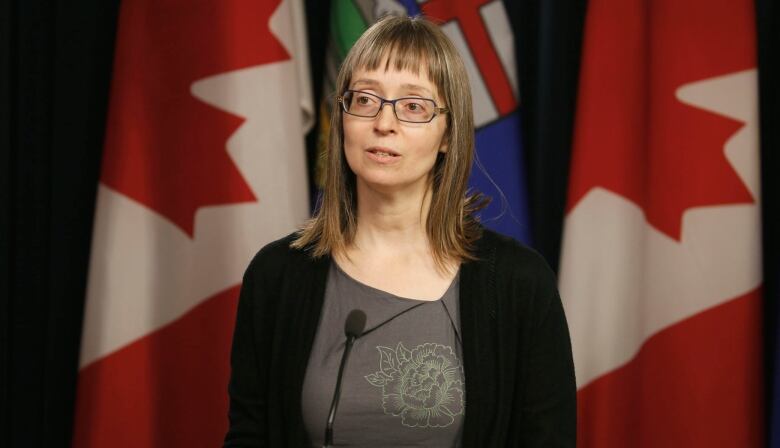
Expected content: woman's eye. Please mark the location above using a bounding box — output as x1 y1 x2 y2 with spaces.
404 102 426 113
355 94 375 106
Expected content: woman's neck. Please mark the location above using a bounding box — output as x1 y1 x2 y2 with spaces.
351 179 432 254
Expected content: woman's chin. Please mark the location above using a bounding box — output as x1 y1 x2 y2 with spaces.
356 175 430 196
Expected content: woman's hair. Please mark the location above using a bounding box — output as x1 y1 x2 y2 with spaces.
292 15 485 269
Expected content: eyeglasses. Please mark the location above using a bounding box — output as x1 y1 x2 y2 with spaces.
337 90 448 124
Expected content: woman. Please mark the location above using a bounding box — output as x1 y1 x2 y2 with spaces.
224 15 575 447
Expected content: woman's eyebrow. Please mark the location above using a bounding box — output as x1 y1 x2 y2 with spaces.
351 79 378 88
351 79 434 97
400 83 433 97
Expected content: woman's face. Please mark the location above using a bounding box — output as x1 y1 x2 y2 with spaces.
342 65 448 195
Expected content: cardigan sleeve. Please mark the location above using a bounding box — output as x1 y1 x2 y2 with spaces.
515 256 577 447
223 255 269 447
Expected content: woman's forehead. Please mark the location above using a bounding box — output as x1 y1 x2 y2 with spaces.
349 66 439 97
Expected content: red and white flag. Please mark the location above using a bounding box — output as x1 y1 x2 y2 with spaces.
560 0 763 446
73 0 312 446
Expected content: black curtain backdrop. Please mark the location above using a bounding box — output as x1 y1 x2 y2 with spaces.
1 1 776 447
1 1 120 446
756 0 780 428
506 0 587 274
757 0 780 435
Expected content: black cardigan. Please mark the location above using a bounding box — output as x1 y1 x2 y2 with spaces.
223 229 576 447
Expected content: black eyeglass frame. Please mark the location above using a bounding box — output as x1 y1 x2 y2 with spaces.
336 90 449 124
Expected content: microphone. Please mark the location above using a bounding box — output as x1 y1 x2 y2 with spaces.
324 309 367 448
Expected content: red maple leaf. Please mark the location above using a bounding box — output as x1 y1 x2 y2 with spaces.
101 0 289 236
568 0 756 240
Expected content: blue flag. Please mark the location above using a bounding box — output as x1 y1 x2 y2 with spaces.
415 0 531 243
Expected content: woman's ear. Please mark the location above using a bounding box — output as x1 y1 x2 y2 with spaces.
439 133 449 153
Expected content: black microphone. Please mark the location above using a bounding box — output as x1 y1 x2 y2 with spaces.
323 309 366 448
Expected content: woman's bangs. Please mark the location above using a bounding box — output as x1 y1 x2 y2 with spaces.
350 32 444 92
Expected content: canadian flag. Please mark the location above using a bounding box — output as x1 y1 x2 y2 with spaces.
72 0 312 446
559 0 763 446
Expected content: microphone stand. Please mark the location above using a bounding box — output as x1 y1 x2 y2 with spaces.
323 333 356 448
323 309 365 448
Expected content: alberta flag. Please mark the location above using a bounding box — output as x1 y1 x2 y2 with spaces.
72 0 312 446
320 0 531 243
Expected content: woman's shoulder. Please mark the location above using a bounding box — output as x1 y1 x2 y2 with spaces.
473 228 560 301
476 228 553 276
472 229 563 321
244 231 322 278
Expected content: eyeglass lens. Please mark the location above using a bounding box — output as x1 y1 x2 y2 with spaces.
343 91 436 123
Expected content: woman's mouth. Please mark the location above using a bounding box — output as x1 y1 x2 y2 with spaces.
367 147 400 158
365 147 401 164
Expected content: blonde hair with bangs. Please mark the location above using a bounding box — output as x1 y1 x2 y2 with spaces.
292 15 485 269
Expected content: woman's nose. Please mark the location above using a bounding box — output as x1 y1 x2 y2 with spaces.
373 103 398 133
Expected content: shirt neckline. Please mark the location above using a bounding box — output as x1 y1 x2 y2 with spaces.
331 260 460 303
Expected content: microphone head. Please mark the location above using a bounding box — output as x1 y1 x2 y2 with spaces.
344 309 367 339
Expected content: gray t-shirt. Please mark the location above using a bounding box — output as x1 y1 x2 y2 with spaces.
302 263 465 447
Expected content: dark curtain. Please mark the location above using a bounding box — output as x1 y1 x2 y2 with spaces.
1 1 776 447
505 0 587 273
757 0 780 441
1 1 121 446
304 0 332 208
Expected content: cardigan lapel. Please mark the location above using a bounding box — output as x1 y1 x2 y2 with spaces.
280 251 331 444
459 232 498 444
